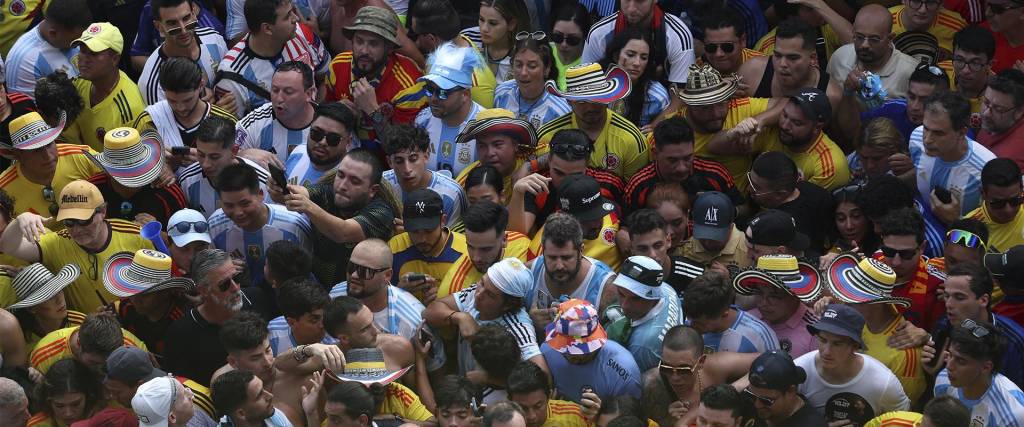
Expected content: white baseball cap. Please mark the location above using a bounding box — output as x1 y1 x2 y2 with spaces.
132 376 177 427
166 209 212 247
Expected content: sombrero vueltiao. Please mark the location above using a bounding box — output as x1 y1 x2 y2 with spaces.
733 254 822 303
677 64 738 106
825 254 911 308
333 348 411 385
87 127 164 188
894 31 940 65
103 249 195 298
546 63 632 104
6 263 81 310
7 111 67 150
455 108 537 152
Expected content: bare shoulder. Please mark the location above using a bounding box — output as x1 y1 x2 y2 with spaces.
378 334 415 368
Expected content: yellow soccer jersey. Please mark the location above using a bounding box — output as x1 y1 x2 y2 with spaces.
864 411 922 427
30 325 147 374
38 219 154 312
755 24 842 59
438 231 532 299
890 6 966 57
378 382 433 421
543 399 590 427
537 110 649 181
68 71 146 151
182 377 216 419
461 34 496 108
681 97 772 192
0 0 44 56
862 316 926 405
0 144 102 216
966 204 1024 253
24 310 86 351
763 131 851 190
389 228 467 303
528 211 623 271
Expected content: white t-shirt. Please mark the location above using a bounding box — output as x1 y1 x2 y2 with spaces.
934 370 1024 427
580 12 695 84
794 350 911 424
138 28 227 105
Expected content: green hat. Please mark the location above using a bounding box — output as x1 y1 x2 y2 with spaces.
342 7 399 47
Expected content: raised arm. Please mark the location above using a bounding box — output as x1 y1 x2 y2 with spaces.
0 213 45 263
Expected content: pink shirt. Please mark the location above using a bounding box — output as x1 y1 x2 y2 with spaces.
751 303 819 358
978 116 1024 170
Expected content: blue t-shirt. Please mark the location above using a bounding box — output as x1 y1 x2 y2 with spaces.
541 340 642 403
701 307 780 354
616 283 684 371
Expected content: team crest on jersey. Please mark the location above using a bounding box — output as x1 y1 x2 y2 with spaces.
441 141 453 158
9 0 25 16
601 228 615 245
604 153 619 170
95 128 106 142
970 112 982 130
247 245 262 260
458 146 470 164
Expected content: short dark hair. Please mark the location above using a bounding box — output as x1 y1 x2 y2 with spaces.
627 209 668 239
463 200 508 235
856 175 914 219
549 129 591 162
160 57 203 93
752 151 798 191
212 369 255 418
315 102 358 134
682 271 734 320
910 64 951 90
275 61 314 90
382 124 430 155
701 11 745 38
46 0 93 30
484 401 525 427
409 0 461 40
464 165 504 195
947 218 989 248
606 416 646 427
922 395 971 427
775 18 816 51
981 158 1022 190
541 212 583 249
35 71 84 124
245 0 289 31
953 25 996 61
266 240 312 284
700 384 745 419
219 311 270 353
987 69 1024 109
78 313 124 357
652 116 695 150
342 148 385 185
277 278 329 320
947 262 994 301
878 207 925 244
151 0 192 16
925 91 972 131
470 324 521 380
37 359 104 419
196 115 238 149
506 361 549 397
435 375 477 411
217 162 261 195
949 321 1006 369
326 381 375 419
323 296 364 337
548 1 592 35
0 189 15 223
663 325 704 353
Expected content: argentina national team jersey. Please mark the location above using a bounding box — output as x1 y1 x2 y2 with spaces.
285 144 333 186
700 307 780 353
138 28 228 105
526 255 614 310
237 103 310 163
414 102 484 177
6 26 78 96
493 80 571 129
209 203 312 286
453 284 540 374
581 12 695 84
909 125 995 216
267 315 338 356
382 170 467 229
934 371 1024 426
176 157 271 217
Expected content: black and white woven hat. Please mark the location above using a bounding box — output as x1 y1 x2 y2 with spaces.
7 263 81 310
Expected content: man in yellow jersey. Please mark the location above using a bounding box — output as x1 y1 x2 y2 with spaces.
64 23 146 151
538 63 648 181
823 254 927 405
764 88 850 190
29 312 147 374
526 175 623 271
439 200 530 300
389 188 467 304
0 180 154 312
864 395 970 427
408 0 496 108
507 360 592 427
0 111 101 217
106 346 215 426
454 108 540 206
968 159 1024 252
890 0 967 58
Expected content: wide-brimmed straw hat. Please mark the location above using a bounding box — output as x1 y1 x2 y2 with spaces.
87 128 164 188
333 348 410 385
733 254 822 303
103 249 195 298
546 63 632 104
7 111 66 150
7 263 81 310
455 108 537 151
677 64 737 106
825 254 910 307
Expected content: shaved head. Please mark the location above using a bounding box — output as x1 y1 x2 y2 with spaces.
852 4 895 66
855 4 893 35
353 238 393 267
663 325 704 353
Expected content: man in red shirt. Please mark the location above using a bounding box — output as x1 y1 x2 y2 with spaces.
875 207 946 331
986 245 1024 326
984 0 1024 72
977 70 1024 169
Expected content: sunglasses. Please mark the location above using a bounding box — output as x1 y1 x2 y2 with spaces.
550 142 591 159
831 183 864 199
947 229 987 250
171 220 209 234
960 318 991 338
743 388 776 407
309 127 346 147
347 261 390 279
987 194 1024 209
217 273 243 292
424 83 465 100
165 19 198 36
880 244 919 260
515 31 547 42
917 64 944 77
987 2 1023 14
549 32 582 46
704 42 736 54
42 185 59 217
658 361 697 376
63 211 99 228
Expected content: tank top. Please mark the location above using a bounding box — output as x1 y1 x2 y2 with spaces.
753 56 832 98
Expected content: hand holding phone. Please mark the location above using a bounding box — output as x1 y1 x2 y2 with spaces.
268 163 291 194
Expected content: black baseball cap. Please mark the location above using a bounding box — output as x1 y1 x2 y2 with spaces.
557 174 614 222
105 346 165 384
748 350 807 390
692 191 735 242
807 304 865 348
789 87 832 123
403 189 444 232
985 245 1024 289
747 209 809 251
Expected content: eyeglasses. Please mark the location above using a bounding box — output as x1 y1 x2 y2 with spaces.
743 388 776 407
424 83 465 100
986 193 1024 209
952 56 989 72
171 220 210 234
550 141 591 160
63 210 100 228
549 32 582 46
982 97 1018 115
347 261 390 280
309 127 347 147
852 33 884 45
165 19 198 36
961 318 991 338
880 244 919 260
947 229 987 250
217 273 242 292
42 185 59 217
987 2 1023 14
704 42 736 54
746 172 789 197
659 361 697 376
907 0 942 10
515 31 547 42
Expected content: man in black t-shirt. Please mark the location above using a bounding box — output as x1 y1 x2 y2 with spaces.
745 350 826 427
746 151 833 253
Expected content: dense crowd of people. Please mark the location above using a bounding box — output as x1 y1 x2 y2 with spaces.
0 0 1021 426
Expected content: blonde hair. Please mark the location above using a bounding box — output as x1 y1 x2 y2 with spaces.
859 117 907 155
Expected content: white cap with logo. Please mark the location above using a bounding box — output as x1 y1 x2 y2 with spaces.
132 376 178 427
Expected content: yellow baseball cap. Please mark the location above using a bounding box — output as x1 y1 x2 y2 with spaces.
73 23 123 55
56 180 105 221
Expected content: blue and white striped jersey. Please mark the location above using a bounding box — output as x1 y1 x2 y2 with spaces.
236 103 310 164
267 315 339 356
285 144 335 187
700 307 780 354
909 125 996 216
176 157 271 218
6 27 78 96
454 284 541 374
138 28 227 105
639 82 670 128
382 170 467 229
526 255 614 310
493 80 571 130
209 203 312 286
934 371 1024 427
414 102 484 177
